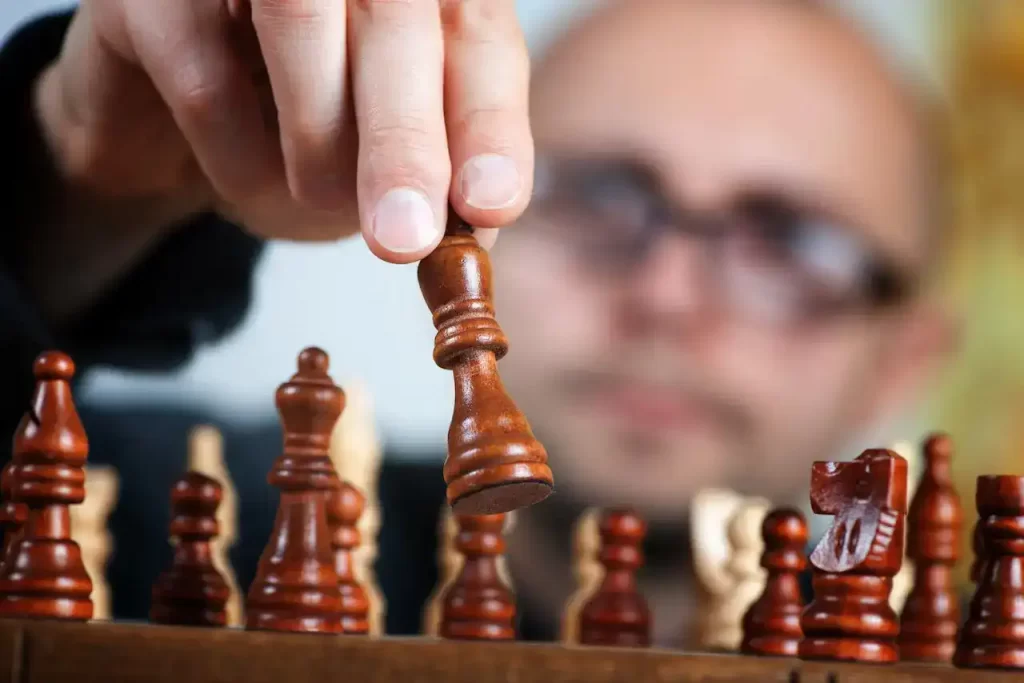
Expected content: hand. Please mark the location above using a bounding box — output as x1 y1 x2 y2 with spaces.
36 0 532 262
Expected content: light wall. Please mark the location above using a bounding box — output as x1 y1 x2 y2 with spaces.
2 1 935 455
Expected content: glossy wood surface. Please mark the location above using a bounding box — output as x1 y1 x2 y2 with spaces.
327 483 370 635
741 508 807 657
245 348 344 634
953 475 1024 670
579 508 651 647
149 472 229 627
899 434 962 663
418 213 553 515
0 351 92 621
0 618 1015 683
799 449 907 664
439 513 515 641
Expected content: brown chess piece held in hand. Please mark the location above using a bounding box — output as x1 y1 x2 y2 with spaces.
898 433 962 663
578 508 651 647
953 475 1024 670
0 351 93 620
798 449 908 664
246 348 344 634
0 463 27 574
741 508 808 657
326 483 370 635
439 514 516 641
150 472 230 627
418 213 553 515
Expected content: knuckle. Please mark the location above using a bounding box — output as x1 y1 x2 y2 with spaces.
364 145 451 194
440 0 518 39
251 0 326 25
173 73 227 125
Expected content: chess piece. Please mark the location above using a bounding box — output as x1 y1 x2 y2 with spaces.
326 482 370 635
72 466 119 621
150 472 230 627
741 508 808 657
562 508 602 644
423 506 461 636
188 425 243 627
0 351 93 620
899 433 962 663
886 440 920 614
418 213 553 515
0 463 27 574
328 382 386 635
702 499 770 651
578 508 651 647
246 347 344 634
953 475 1024 669
798 448 908 664
969 518 985 584
439 514 516 641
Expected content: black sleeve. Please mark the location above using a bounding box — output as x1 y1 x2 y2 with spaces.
0 12 265 448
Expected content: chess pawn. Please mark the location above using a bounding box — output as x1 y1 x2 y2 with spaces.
439 514 516 640
0 462 27 574
0 351 93 620
953 475 1024 669
418 213 553 515
579 508 651 647
741 509 808 657
799 449 908 664
327 482 370 635
703 499 769 651
246 348 344 634
899 433 962 663
150 472 230 627
562 508 602 644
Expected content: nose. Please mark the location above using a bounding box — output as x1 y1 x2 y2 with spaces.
618 234 711 335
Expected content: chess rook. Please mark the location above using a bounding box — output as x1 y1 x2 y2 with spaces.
418 213 553 515
969 519 985 584
0 463 27 574
327 483 370 635
953 475 1024 670
0 352 93 620
799 449 908 664
579 508 651 647
246 348 344 634
899 434 962 663
439 514 515 641
741 508 808 657
150 472 230 627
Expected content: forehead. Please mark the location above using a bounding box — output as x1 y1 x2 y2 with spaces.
530 0 928 270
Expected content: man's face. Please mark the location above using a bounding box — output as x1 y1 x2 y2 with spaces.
492 0 943 519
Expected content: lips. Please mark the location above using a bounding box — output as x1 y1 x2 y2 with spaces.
592 382 712 431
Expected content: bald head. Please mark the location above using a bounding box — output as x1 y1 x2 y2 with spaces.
529 0 934 272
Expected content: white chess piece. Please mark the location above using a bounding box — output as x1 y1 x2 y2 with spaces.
562 508 602 644
72 466 119 621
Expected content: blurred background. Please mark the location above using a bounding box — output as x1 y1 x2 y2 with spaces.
4 0 1023 637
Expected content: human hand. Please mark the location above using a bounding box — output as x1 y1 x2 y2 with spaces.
36 0 532 262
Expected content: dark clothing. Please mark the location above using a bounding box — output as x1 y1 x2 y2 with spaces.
0 11 264 458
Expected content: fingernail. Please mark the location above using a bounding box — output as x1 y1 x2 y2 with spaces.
372 188 438 253
460 154 522 210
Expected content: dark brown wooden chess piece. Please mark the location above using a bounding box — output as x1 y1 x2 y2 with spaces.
150 472 230 627
0 351 93 620
953 475 1024 670
578 508 651 647
418 213 553 515
439 513 516 640
246 347 344 634
741 508 808 657
969 518 985 584
898 433 962 663
0 352 93 618
327 482 370 635
798 449 908 664
0 463 27 575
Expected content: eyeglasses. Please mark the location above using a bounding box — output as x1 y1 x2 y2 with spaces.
521 156 917 326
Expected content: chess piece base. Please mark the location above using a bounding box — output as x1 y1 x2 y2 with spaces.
741 636 800 658
448 470 553 516
954 646 1024 670
0 595 92 621
798 637 898 663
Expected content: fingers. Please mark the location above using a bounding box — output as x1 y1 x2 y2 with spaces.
249 0 351 209
121 1 281 206
443 0 533 228
349 0 450 263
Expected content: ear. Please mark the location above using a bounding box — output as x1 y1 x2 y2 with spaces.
858 299 960 428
